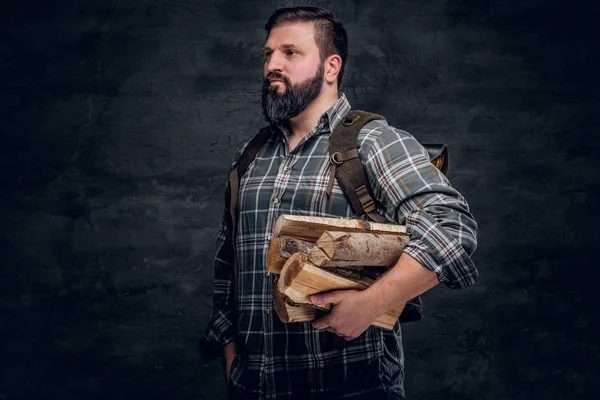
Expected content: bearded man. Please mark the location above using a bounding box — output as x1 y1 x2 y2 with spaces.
202 6 478 400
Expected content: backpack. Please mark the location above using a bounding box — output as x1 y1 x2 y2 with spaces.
227 110 449 324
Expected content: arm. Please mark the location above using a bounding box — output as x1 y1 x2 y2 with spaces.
311 252 439 339
363 125 479 289
201 138 253 380
200 179 238 374
311 124 478 338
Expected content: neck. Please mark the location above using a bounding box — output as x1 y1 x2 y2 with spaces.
287 89 339 139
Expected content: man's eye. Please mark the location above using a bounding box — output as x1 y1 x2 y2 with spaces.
263 52 272 59
286 50 297 56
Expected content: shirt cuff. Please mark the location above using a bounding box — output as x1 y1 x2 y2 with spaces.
200 310 237 360
403 210 478 289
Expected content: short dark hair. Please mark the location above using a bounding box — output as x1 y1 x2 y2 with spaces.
264 7 348 88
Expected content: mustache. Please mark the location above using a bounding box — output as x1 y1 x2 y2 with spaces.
265 72 290 85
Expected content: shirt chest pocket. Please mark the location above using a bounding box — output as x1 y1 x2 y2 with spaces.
290 174 355 218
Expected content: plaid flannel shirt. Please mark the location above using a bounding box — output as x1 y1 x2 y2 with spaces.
201 93 478 399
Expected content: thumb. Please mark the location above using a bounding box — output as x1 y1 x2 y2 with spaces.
310 291 342 306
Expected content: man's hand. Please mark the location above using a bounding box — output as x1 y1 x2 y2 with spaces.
309 290 380 341
309 253 440 341
223 341 237 386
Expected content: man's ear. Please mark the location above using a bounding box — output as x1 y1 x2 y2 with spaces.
324 54 342 84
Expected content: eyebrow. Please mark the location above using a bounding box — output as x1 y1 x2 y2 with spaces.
262 44 300 53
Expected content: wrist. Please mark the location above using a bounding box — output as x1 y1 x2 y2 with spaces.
359 287 388 320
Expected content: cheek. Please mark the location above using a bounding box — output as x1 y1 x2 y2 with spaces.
287 67 310 85
296 62 321 81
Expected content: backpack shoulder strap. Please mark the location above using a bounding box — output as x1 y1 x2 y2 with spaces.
329 111 451 223
228 126 273 233
329 110 387 223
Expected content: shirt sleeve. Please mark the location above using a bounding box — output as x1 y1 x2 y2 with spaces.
200 178 238 359
200 138 253 359
359 122 479 289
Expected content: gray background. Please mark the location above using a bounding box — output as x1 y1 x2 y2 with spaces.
1 0 598 399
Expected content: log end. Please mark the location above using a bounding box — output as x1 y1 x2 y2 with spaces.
280 252 308 289
308 246 330 267
285 302 317 323
273 276 318 323
266 238 284 274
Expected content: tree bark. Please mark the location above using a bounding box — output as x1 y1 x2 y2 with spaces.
272 215 408 242
267 236 316 274
309 231 407 267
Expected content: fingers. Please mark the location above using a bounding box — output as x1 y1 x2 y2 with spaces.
309 290 344 306
322 324 345 338
311 314 331 330
313 316 346 338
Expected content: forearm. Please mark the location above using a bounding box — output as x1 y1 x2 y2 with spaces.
362 252 439 318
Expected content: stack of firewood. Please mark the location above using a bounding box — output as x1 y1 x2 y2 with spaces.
267 215 409 330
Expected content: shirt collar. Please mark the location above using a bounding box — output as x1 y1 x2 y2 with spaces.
324 92 352 134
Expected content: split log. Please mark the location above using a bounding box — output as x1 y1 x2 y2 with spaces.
278 253 403 330
272 215 408 242
309 231 407 267
267 236 316 274
272 277 317 323
319 266 384 287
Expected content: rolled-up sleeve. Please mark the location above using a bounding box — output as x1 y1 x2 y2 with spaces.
200 179 237 359
360 122 478 289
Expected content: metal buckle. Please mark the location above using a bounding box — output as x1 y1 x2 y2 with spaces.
330 152 344 165
342 114 360 126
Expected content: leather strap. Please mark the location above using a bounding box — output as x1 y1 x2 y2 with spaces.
329 111 385 216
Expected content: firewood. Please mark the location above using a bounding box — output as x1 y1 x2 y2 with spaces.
267 236 316 274
272 277 317 323
272 215 408 242
278 253 403 330
319 266 380 286
305 246 328 267
309 231 407 267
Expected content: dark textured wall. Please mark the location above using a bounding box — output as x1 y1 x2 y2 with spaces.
1 0 598 399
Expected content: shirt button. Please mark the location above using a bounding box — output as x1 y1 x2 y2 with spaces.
283 166 290 172
265 308 271 314
273 197 279 205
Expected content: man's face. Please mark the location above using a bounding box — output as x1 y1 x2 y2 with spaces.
261 22 325 124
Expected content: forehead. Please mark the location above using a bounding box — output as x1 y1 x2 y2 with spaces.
264 21 318 50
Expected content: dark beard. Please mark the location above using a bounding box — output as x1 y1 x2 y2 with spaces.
261 64 324 124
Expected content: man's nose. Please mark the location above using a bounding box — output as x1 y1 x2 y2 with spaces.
266 51 285 73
